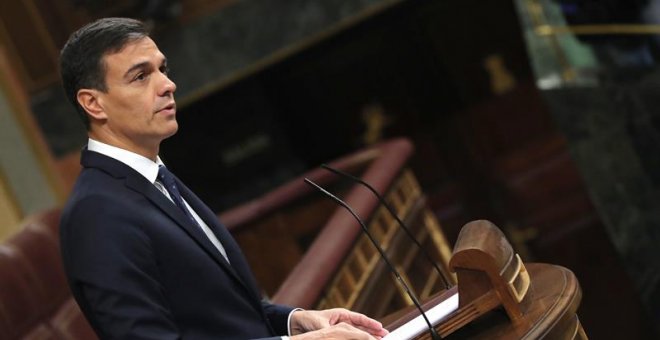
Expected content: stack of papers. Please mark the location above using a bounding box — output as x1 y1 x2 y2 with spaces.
382 292 459 340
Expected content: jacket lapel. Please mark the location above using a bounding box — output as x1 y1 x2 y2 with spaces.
176 179 264 301
81 150 250 292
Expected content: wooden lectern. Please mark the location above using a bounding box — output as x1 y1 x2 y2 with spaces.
386 220 587 339
221 138 586 338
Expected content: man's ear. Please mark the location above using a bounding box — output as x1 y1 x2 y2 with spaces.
77 89 107 120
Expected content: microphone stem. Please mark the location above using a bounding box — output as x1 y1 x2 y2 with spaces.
321 164 451 290
305 178 442 340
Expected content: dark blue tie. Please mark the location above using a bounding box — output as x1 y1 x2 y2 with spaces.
158 165 232 264
157 165 199 226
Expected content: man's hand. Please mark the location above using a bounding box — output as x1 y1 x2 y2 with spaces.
290 322 381 340
289 308 389 339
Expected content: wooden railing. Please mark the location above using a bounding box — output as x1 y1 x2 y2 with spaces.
220 138 455 317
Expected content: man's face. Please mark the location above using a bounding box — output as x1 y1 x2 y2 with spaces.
94 37 178 149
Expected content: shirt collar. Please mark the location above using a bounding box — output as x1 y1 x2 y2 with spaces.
87 138 164 183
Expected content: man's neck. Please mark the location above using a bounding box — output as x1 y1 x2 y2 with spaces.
88 132 159 162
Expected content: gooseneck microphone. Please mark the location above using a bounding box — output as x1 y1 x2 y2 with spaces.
320 164 451 290
304 178 441 340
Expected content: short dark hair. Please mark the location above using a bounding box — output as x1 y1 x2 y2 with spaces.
60 17 149 129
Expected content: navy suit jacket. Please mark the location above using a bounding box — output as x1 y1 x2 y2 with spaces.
60 150 294 339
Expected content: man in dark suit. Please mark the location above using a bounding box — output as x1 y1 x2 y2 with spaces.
59 17 388 340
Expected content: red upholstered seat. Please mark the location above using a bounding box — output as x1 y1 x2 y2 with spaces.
0 209 97 340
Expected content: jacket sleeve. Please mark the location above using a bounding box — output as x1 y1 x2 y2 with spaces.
262 301 297 336
62 195 182 340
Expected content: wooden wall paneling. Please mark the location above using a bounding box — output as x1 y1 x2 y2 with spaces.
233 197 340 295
0 1 60 92
179 0 237 22
30 0 91 50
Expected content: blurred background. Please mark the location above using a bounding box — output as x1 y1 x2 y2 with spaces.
1 0 659 338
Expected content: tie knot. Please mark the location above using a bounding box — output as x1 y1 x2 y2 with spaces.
158 165 176 186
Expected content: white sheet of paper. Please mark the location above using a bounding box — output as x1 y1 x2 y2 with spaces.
382 292 459 340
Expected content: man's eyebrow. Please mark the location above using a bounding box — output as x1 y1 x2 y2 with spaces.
123 57 168 79
123 61 150 79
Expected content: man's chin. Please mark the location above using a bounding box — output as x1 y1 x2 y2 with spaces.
161 123 179 139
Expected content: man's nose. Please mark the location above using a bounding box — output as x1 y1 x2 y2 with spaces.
160 73 177 96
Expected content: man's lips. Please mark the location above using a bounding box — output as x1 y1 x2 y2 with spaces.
157 102 176 114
